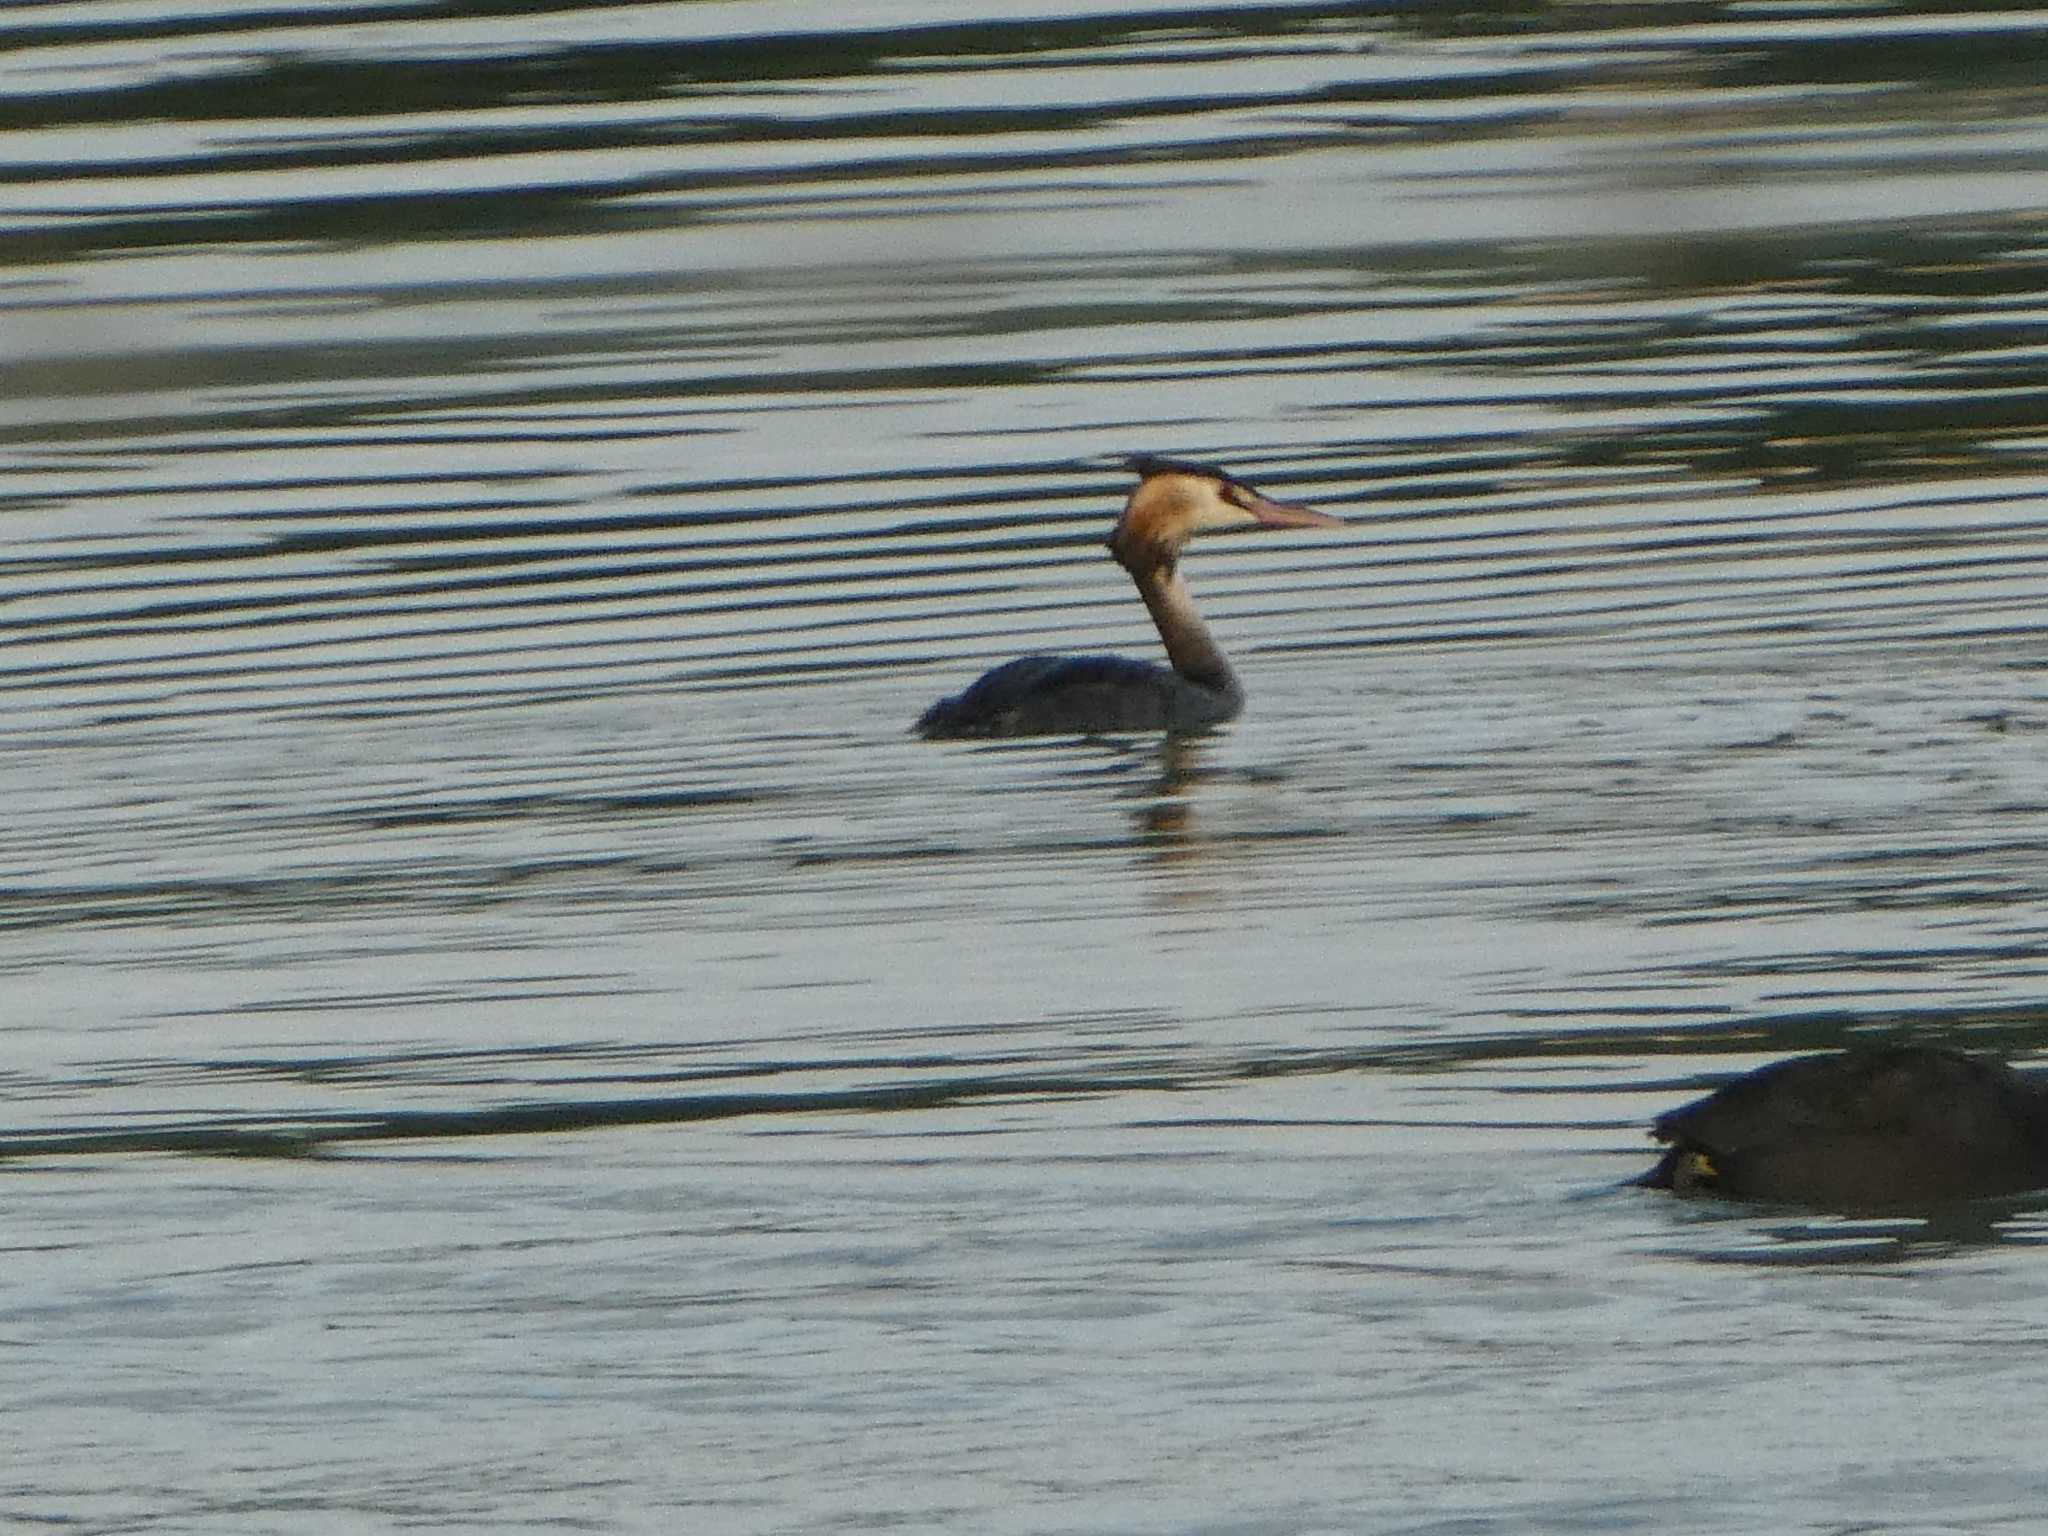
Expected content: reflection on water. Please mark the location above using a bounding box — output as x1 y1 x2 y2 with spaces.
1666 1202 2048 1267
8 1 2048 1531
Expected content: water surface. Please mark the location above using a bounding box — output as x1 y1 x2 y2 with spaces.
8 2 2048 1531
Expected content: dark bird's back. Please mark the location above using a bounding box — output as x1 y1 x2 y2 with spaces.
1641 1045 2048 1209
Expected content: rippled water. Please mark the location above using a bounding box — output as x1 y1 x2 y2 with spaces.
9 1 2048 1530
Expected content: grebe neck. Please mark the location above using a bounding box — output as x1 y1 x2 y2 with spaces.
1131 558 1236 695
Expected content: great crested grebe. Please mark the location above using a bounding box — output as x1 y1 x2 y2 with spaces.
1639 1045 2048 1209
916 456 1344 739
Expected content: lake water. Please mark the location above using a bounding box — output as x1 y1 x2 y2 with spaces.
8 1 2048 1530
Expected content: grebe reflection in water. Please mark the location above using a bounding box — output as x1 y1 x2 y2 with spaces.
916 457 1344 739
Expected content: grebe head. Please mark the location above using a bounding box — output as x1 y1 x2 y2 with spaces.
1108 456 1343 572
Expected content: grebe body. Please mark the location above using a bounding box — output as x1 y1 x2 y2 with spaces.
917 457 1342 739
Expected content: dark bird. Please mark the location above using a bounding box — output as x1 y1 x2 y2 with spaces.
1639 1045 2048 1209
916 456 1344 739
